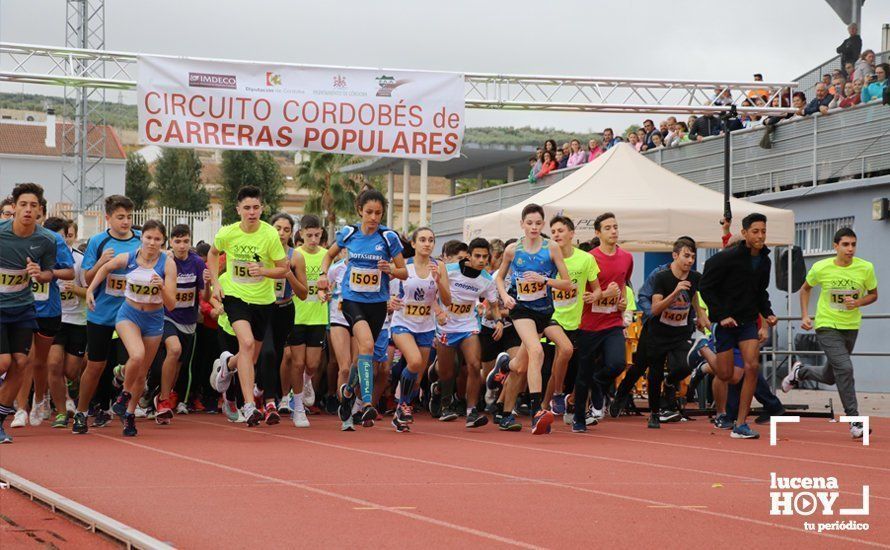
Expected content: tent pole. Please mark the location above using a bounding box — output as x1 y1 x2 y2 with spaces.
721 105 736 222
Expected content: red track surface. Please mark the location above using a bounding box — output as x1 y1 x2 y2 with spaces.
1 413 887 549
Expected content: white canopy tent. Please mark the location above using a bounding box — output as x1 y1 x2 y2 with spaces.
463 143 794 250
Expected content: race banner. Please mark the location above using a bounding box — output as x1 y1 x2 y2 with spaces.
137 55 465 160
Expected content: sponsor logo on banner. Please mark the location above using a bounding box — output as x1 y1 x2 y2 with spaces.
333 75 347 88
376 75 408 97
188 72 237 89
265 72 282 86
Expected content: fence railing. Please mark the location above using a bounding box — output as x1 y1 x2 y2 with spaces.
792 49 890 98
431 101 890 241
51 204 223 246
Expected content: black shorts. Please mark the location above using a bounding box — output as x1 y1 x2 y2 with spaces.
222 296 273 341
162 320 196 363
509 305 556 335
0 322 35 356
479 323 522 362
53 323 87 357
36 315 62 338
288 324 327 347
340 299 388 341
86 321 117 362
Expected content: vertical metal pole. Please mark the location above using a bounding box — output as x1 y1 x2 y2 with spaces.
402 160 410 235
786 243 794 383
386 170 394 228
812 116 818 186
722 107 734 222
419 159 429 226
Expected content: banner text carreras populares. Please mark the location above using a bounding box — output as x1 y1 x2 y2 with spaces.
137 56 465 160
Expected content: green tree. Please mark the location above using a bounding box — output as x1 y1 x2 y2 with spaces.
125 152 153 210
295 152 360 235
153 148 210 212
220 150 285 224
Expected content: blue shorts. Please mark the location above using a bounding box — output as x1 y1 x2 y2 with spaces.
714 321 758 353
373 327 391 363
390 325 435 348
116 302 164 338
438 331 477 348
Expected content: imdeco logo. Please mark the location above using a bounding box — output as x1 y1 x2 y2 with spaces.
188 72 237 89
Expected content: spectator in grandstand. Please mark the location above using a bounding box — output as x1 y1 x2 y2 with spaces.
828 74 848 108
533 148 543 174
602 128 622 150
635 128 648 151
649 132 665 150
837 23 863 75
627 131 642 151
686 115 698 132
586 138 604 162
527 156 539 183
690 113 721 142
821 74 832 87
561 142 571 160
713 87 733 106
544 139 557 154
839 81 861 108
658 120 670 138
861 63 889 103
665 121 690 147
853 49 876 82
642 119 660 149
567 139 586 167
804 83 833 115
535 150 557 179
844 61 856 79
555 149 568 169
747 73 769 99
791 91 807 118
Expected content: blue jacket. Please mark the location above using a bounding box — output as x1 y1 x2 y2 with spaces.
637 262 670 321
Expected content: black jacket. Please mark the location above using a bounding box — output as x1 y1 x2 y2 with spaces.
690 115 721 140
837 35 862 68
700 241 774 325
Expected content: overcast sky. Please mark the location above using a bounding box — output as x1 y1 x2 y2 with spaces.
2 0 889 133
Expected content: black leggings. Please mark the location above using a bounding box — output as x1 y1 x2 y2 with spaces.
256 301 293 401
639 330 693 411
341 299 388 342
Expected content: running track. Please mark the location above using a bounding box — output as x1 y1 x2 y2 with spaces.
1 414 887 549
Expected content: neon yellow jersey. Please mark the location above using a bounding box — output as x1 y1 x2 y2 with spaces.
294 246 329 326
552 247 600 331
214 221 285 305
807 257 877 330
625 285 637 311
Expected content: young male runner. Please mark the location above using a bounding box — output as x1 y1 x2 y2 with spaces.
700 213 777 439
0 183 57 443
783 227 878 439
73 195 142 434
155 224 208 423
208 186 288 427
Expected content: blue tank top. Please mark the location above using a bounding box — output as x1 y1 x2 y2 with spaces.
274 248 294 302
84 230 143 326
336 224 404 304
34 233 75 319
509 237 556 313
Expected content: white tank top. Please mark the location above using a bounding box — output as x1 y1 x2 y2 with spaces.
125 266 164 304
391 261 439 333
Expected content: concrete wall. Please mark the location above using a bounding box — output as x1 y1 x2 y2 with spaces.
749 177 890 392
0 154 126 206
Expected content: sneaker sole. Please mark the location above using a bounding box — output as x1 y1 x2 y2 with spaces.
465 416 489 428
531 411 554 435
265 413 281 425
730 432 760 439
245 410 263 427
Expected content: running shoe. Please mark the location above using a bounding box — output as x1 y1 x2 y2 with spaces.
685 362 706 401
212 351 234 393
609 392 630 418
850 422 871 440
517 403 532 417
135 406 149 419
485 352 511 406
428 381 442 418
391 413 410 433
0 424 11 443
176 402 189 415
360 404 377 428
243 404 262 427
439 400 459 422
72 412 88 434
122 413 137 437
465 409 489 428
155 396 174 422
51 413 68 428
324 394 339 415
589 405 605 422
781 361 801 393
278 391 294 415
65 397 76 417
291 408 309 428
493 408 505 426
398 402 414 424
222 396 242 423
10 409 27 428
754 406 786 425
337 384 356 422
648 413 661 429
264 403 280 425
92 409 112 427
550 393 566 416
111 391 131 421
253 385 264 410
302 373 315 407
498 413 522 432
659 408 682 423
112 365 125 389
571 419 587 433
584 410 598 426
531 409 554 435
731 423 760 439
341 417 355 431
30 398 49 426
686 332 709 367
713 413 733 430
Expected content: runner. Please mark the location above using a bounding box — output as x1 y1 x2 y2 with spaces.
208 185 289 427
0 183 57 444
322 253 359 430
0 197 14 219
491 204 573 434
389 227 451 432
287 214 327 428
782 227 878 439
544 215 597 423
153 224 209 425
86 220 177 437
318 189 407 428
48 219 88 428
73 195 142 434
572 213 632 429
700 213 777 439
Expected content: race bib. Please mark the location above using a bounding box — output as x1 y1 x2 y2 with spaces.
232 260 262 284
31 279 50 302
175 287 196 309
660 306 690 327
306 282 320 302
126 280 162 300
590 294 620 314
349 267 381 293
0 268 30 293
552 285 578 308
516 277 546 302
404 303 432 318
59 285 79 309
105 274 127 297
274 279 286 299
448 302 474 318
829 289 860 310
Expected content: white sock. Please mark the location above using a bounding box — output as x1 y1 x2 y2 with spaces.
293 394 305 413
